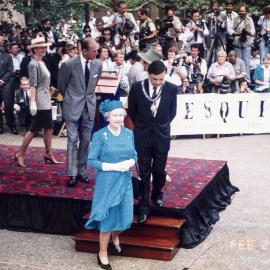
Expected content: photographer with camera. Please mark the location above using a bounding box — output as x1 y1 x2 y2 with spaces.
114 21 136 58
98 29 116 59
205 1 227 52
186 10 209 58
184 44 207 93
160 5 184 56
228 5 255 80
42 19 59 54
258 5 270 63
106 1 138 44
221 0 238 53
163 47 188 88
136 8 158 51
207 50 235 93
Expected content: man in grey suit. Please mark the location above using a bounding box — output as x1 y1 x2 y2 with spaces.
58 38 102 187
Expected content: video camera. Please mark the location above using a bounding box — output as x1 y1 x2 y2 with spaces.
118 19 135 37
239 28 250 43
219 76 231 93
213 9 221 17
191 58 204 83
195 20 205 29
156 16 174 34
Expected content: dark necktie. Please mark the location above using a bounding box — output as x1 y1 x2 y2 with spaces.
24 92 28 106
152 87 157 99
85 60 90 88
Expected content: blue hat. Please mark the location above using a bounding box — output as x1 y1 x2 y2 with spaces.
99 99 124 116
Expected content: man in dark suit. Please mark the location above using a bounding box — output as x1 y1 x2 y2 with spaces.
14 77 31 131
58 38 102 187
0 33 15 134
128 60 178 223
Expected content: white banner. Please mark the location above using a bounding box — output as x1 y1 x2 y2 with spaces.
171 93 270 135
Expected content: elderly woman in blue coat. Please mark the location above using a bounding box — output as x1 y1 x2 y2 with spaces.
253 53 270 92
85 99 137 270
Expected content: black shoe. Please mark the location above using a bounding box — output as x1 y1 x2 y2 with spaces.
97 254 112 270
138 213 148 224
9 126 19 135
0 126 3 134
77 174 89 183
152 198 164 207
67 176 78 187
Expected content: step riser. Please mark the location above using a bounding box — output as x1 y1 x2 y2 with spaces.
75 241 178 261
129 225 179 239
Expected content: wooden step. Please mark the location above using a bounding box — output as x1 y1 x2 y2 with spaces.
83 214 185 239
74 230 180 261
130 215 185 239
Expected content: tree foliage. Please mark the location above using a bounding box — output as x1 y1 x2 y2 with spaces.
1 0 269 27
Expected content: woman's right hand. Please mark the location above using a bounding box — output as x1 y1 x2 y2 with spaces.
30 101 37 116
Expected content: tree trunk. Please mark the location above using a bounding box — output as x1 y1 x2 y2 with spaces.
84 2 89 25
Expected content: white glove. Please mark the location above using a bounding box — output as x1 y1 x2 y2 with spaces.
30 101 37 116
120 159 135 169
102 163 116 171
102 162 130 172
14 104 21 112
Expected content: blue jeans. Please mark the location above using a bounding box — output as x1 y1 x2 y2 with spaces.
235 47 251 80
259 39 270 64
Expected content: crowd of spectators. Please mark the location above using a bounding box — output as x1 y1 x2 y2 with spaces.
0 0 270 135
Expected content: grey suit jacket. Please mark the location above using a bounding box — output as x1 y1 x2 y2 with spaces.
58 55 102 122
28 59 52 110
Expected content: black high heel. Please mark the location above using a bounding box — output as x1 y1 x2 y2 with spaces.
97 254 112 270
44 155 62 164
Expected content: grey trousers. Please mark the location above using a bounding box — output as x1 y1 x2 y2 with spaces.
65 106 94 177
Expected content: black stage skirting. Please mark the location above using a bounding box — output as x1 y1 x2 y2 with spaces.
0 145 239 248
180 164 239 248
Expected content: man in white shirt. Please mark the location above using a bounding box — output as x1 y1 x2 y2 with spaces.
228 5 255 80
186 9 209 58
221 0 238 53
185 44 207 93
257 5 270 63
112 50 130 95
106 1 139 44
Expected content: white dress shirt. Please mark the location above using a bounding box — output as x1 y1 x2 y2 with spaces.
10 54 22 71
80 53 91 74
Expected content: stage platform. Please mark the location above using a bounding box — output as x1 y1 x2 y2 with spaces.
0 144 239 248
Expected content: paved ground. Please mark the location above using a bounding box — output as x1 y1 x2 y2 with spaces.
0 131 269 270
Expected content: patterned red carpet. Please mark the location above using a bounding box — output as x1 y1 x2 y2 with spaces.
0 144 226 209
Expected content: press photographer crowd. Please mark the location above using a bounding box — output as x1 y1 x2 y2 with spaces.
0 0 270 136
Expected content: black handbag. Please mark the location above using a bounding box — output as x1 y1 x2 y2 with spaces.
132 163 142 200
